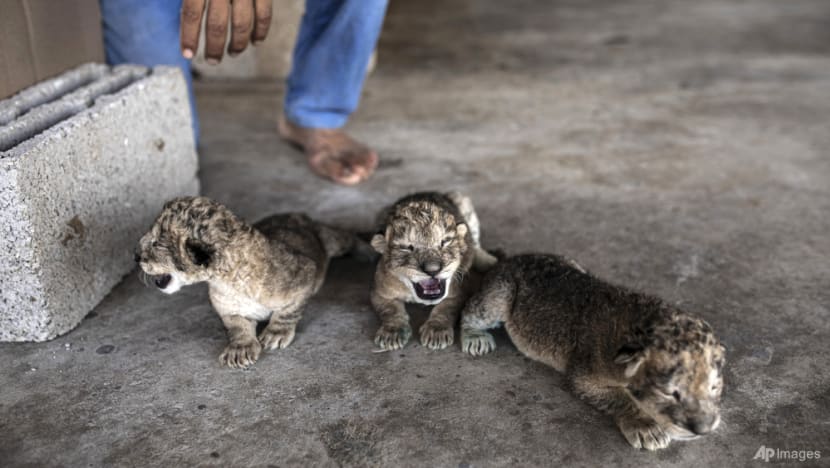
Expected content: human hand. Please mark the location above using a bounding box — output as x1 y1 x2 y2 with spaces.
180 0 273 64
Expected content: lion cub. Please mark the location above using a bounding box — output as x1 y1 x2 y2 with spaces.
136 196 358 369
461 254 725 451
370 191 497 350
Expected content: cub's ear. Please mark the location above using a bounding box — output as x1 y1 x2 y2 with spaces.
370 233 387 254
185 239 213 267
455 223 468 238
615 343 646 378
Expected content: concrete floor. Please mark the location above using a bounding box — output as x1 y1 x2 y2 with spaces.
2 0 830 466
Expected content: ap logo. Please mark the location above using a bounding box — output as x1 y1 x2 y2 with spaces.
754 446 775 462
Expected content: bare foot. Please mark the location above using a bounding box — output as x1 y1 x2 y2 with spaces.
278 115 379 185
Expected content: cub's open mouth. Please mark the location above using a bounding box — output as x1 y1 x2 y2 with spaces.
154 274 172 289
413 278 446 300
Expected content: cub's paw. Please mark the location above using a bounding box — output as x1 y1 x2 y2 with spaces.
374 323 412 350
461 328 496 356
419 320 454 350
219 338 262 369
259 325 297 351
618 416 671 451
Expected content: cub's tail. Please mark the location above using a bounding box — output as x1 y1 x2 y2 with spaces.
316 224 379 262
446 191 499 272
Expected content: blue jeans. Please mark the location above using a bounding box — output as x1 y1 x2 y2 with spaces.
100 0 388 141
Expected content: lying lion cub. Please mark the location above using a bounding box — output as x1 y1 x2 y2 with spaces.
461 254 725 450
370 191 498 350
136 196 359 369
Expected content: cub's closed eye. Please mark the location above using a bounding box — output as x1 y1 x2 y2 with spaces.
396 244 415 252
441 237 453 247
657 388 675 399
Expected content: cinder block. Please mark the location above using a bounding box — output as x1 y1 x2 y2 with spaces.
0 64 200 341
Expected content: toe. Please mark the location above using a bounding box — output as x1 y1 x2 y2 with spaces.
309 152 363 186
308 150 346 182
622 429 642 449
342 149 379 181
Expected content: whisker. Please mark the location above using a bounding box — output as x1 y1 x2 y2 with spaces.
138 270 150 287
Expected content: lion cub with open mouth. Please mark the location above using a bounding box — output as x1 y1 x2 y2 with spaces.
461 254 725 450
370 191 497 350
136 196 359 369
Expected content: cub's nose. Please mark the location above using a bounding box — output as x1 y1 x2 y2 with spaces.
689 414 718 435
421 260 442 276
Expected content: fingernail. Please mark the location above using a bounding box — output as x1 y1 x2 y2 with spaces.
253 40 263 46
182 48 194 59
206 58 219 65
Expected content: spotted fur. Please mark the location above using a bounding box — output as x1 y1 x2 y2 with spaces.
136 196 360 368
370 191 498 350
460 253 725 450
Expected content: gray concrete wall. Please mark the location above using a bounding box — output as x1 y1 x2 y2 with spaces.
0 0 104 99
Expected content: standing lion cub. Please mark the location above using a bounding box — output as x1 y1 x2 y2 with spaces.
136 196 360 369
461 254 725 450
370 191 497 350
